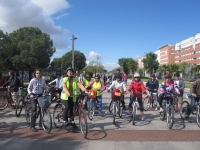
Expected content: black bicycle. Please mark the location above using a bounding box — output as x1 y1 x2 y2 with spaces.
25 94 52 133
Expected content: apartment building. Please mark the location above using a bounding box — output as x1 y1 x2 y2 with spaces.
137 32 200 68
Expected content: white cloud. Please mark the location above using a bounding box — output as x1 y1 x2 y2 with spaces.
103 62 120 71
88 51 101 59
0 0 70 50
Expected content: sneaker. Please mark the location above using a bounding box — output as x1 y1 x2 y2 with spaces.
159 107 164 112
184 115 189 120
141 116 145 121
155 107 158 111
64 121 70 127
30 127 38 132
70 121 78 129
99 114 104 117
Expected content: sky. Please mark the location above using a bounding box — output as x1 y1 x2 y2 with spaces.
0 0 200 71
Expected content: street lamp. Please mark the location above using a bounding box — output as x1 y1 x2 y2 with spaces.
71 35 77 69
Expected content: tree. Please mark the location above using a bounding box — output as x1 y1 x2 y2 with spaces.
168 64 179 75
3 27 56 81
61 50 87 71
118 58 137 74
191 65 200 78
142 52 159 76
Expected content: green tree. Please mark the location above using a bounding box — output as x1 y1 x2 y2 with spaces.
118 58 137 74
142 52 159 76
168 64 179 75
191 65 200 77
61 50 86 71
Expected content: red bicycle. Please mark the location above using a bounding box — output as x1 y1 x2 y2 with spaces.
0 87 20 110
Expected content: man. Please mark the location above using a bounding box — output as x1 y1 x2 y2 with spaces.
113 69 121 81
146 74 159 110
48 73 63 98
1 70 20 107
75 70 83 82
173 73 185 111
184 77 200 119
123 72 128 87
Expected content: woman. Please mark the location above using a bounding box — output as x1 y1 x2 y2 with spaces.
128 73 146 121
158 73 174 112
27 69 48 132
87 74 106 117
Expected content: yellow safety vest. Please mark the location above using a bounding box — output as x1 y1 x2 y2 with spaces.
83 78 93 86
61 77 80 102
92 81 102 96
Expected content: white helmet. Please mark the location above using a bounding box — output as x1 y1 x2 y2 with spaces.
134 72 140 78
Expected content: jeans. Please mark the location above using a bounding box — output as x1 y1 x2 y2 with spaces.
129 95 143 112
90 95 102 114
30 98 41 128
185 94 196 116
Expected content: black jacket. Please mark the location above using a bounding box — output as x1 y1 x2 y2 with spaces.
146 79 159 91
3 76 19 92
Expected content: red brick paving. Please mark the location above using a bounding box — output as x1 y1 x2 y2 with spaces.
1 127 200 141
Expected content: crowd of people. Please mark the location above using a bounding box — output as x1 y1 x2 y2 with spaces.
1 68 200 132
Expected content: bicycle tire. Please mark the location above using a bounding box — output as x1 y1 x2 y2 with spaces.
119 101 123 118
143 95 150 111
179 101 189 120
151 96 155 108
113 102 117 124
15 98 24 117
0 95 8 110
166 105 174 129
88 100 95 120
53 103 64 128
79 109 88 138
132 104 136 125
25 102 32 126
41 109 52 133
196 105 200 128
109 100 114 113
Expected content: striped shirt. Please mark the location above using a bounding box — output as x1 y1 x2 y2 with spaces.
28 78 47 95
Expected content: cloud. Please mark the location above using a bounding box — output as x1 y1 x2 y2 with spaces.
0 0 70 50
88 51 101 59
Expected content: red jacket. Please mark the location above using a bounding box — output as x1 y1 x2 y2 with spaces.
128 80 146 98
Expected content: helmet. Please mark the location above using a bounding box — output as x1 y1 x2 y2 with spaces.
66 67 74 74
165 73 171 78
133 72 140 78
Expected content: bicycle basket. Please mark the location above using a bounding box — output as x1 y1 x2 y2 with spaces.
88 89 97 99
114 92 121 97
21 90 27 97
37 95 51 108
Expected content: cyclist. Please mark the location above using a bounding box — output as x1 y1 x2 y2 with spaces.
107 74 127 110
184 77 200 119
146 74 159 110
113 68 121 81
83 73 94 110
87 74 106 117
173 73 185 111
27 69 48 132
61 67 88 128
1 70 20 107
48 72 63 98
158 73 174 112
128 72 146 121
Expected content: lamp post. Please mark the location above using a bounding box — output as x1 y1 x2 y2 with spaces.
71 35 77 69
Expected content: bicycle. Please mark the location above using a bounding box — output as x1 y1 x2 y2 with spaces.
159 92 177 129
129 92 143 125
143 89 157 111
179 94 200 127
25 94 52 133
0 87 20 110
87 89 98 120
109 90 124 124
47 85 60 103
15 87 28 117
53 92 88 138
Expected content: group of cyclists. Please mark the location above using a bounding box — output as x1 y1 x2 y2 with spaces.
1 67 200 132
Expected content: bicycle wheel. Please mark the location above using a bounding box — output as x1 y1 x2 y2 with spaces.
143 95 150 111
179 101 189 120
151 96 155 108
0 95 8 110
15 98 24 117
88 100 95 120
41 108 52 133
113 102 117 124
118 101 123 118
109 100 114 113
132 104 136 125
196 105 200 128
79 109 88 138
53 103 64 128
25 102 32 125
166 105 174 129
